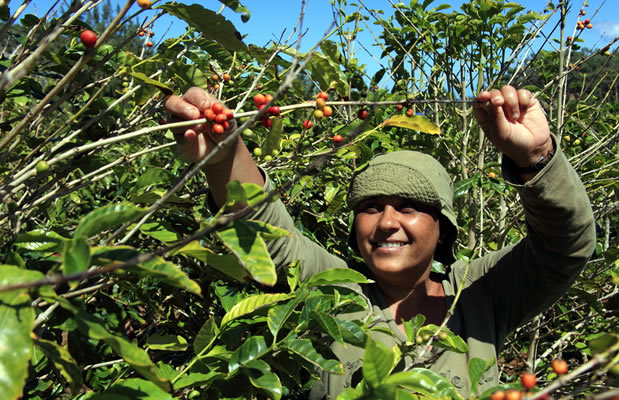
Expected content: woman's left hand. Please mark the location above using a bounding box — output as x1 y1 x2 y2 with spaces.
473 85 554 169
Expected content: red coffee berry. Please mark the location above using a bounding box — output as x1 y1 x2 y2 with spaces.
253 94 266 107
551 359 568 375
505 389 522 400
357 109 368 120
264 94 273 104
223 73 231 81
212 124 224 134
315 98 327 109
225 110 234 120
490 390 505 400
211 102 224 115
262 118 272 128
317 91 329 100
80 30 97 49
268 106 280 116
204 109 216 121
396 104 403 111
520 372 536 390
406 108 414 117
323 105 333 117
215 113 227 124
333 134 343 143
302 120 313 129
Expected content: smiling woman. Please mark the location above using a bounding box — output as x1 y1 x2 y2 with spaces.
164 84 596 398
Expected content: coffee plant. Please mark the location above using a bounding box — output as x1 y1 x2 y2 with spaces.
0 0 617 399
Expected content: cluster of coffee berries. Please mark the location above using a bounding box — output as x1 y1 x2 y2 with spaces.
138 28 154 38
577 18 593 30
393 103 415 117
80 29 97 49
203 102 233 134
489 360 569 400
253 93 280 128
314 91 333 119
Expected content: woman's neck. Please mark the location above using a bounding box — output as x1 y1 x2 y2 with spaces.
379 274 447 328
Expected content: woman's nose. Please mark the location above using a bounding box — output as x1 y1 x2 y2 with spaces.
377 205 400 230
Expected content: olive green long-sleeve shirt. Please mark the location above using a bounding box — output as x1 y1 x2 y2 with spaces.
235 144 595 398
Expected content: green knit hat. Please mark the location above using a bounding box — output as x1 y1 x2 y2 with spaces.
347 150 458 265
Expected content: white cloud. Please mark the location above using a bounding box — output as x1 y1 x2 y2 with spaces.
596 21 619 38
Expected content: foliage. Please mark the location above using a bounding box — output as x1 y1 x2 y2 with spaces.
0 0 617 399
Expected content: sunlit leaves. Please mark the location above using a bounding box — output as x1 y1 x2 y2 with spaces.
0 266 43 400
381 114 441 135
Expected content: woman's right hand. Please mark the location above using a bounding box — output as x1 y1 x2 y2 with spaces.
163 86 237 164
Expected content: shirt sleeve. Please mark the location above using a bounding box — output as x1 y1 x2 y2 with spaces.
470 136 596 342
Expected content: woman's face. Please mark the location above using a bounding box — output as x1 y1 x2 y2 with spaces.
354 196 441 286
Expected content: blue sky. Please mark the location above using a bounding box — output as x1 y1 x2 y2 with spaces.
21 0 619 76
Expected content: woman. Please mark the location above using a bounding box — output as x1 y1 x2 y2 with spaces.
164 86 596 397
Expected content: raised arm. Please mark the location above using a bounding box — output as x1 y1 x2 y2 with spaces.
470 85 596 334
164 87 264 209
164 87 347 280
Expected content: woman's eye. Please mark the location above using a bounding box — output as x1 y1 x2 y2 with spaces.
399 203 418 213
360 204 380 213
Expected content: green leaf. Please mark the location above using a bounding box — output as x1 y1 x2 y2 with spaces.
335 319 367 347
158 4 247 51
243 359 282 400
267 291 307 339
216 0 250 22
52 297 172 391
418 325 468 353
168 63 207 89
87 378 174 400
139 221 180 243
304 268 372 287
263 117 283 155
245 220 290 240
454 176 478 199
0 266 43 400
468 357 494 395
363 337 394 387
228 335 270 374
62 237 91 276
304 51 349 97
195 38 233 64
173 371 223 390
286 261 300 291
74 203 148 239
136 258 201 296
311 311 344 343
173 241 248 282
128 72 173 96
221 293 290 326
136 168 174 189
146 334 188 351
384 368 464 399
217 220 278 286
226 182 274 210
14 229 67 252
33 337 82 394
194 317 219 354
281 337 343 374
589 333 619 354
381 115 441 135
